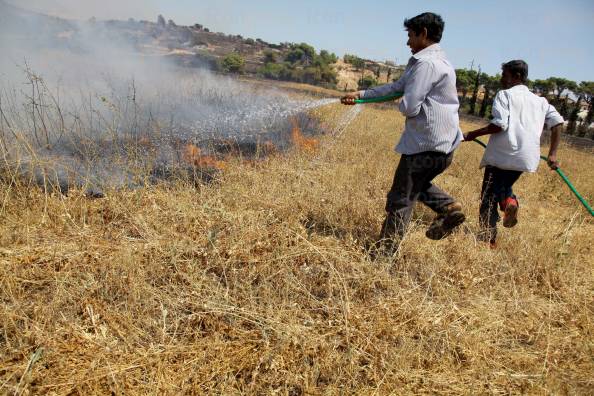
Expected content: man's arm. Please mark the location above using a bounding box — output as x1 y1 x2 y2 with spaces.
362 77 406 99
544 103 564 170
341 76 406 105
463 90 509 142
398 61 434 118
547 123 563 170
463 124 503 142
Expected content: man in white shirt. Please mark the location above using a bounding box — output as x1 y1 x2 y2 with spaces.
341 12 465 252
463 60 564 248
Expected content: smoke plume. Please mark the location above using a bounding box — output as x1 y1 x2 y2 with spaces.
0 1 327 196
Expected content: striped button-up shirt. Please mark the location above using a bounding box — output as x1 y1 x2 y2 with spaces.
361 44 462 155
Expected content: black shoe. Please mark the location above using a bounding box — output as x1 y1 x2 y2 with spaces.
426 202 466 240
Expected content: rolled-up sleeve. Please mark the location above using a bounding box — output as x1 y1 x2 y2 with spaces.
398 61 434 118
361 76 406 99
544 103 564 129
491 91 510 130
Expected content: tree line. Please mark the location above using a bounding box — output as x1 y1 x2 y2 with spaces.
216 36 593 140
219 43 339 88
257 43 338 87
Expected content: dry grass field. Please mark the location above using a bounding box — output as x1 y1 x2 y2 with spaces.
1 99 593 395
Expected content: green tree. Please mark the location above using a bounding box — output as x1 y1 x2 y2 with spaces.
258 63 289 80
285 43 316 65
319 64 338 85
533 79 554 98
263 50 277 64
219 53 245 74
358 75 378 90
566 100 581 135
479 74 501 118
258 43 337 87
549 77 578 101
374 65 381 79
455 68 475 105
344 54 365 70
319 50 338 64
468 67 483 116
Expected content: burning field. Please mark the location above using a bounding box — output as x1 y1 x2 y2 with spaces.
0 66 335 197
1 59 592 395
1 98 593 394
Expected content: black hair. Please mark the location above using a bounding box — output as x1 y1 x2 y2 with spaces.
502 60 529 82
403 12 445 43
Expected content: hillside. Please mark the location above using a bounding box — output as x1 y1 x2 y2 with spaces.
0 0 400 89
1 95 592 394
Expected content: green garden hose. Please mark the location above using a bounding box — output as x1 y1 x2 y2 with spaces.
354 92 404 104
472 139 594 217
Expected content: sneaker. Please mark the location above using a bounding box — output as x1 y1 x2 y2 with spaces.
426 202 466 240
501 197 519 228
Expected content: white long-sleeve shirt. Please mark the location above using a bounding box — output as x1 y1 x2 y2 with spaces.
361 44 462 155
481 85 564 172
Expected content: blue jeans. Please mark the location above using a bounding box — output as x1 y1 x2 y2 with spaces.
479 166 523 241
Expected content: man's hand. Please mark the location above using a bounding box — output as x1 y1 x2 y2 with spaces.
341 92 360 105
548 124 562 171
547 154 559 170
462 124 503 143
462 132 476 142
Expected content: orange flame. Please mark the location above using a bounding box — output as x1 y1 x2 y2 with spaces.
182 144 227 170
290 118 319 152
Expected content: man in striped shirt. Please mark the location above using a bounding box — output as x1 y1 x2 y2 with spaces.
342 12 465 252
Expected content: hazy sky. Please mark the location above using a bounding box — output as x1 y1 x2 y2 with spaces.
10 0 594 82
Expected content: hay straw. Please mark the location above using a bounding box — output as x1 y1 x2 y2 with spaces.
0 94 592 395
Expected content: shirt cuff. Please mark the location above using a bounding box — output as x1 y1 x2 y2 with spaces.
546 115 564 129
490 118 508 131
359 90 366 99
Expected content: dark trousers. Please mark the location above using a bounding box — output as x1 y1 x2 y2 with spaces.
381 151 456 239
479 166 523 241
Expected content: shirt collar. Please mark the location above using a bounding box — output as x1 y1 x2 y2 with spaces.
508 84 529 93
411 43 443 60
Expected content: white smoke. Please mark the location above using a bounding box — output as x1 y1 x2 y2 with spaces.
4 0 158 22
0 1 327 195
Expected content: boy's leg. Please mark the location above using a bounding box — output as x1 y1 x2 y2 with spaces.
381 154 418 242
382 152 450 242
381 151 464 248
416 152 456 213
417 152 466 240
499 170 523 228
479 166 502 243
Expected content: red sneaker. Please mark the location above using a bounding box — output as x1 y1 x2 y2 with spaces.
501 197 519 228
